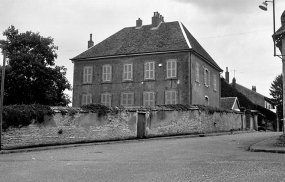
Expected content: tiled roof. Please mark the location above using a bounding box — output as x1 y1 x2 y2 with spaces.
181 24 222 71
72 21 222 71
220 97 237 110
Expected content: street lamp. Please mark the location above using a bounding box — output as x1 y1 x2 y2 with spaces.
260 0 285 133
259 0 276 56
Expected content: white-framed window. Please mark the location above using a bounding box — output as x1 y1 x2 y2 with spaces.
143 91 156 107
123 64 133 81
83 66 92 83
204 68 210 87
165 90 177 105
82 93 92 105
195 62 199 82
121 92 134 106
102 65 112 82
144 62 155 80
101 93 112 106
213 74 217 91
166 59 177 78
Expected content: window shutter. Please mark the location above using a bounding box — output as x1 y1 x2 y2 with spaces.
196 63 199 82
167 61 171 78
131 93 134 106
144 63 148 79
204 68 207 85
88 67 92 83
129 64 132 80
88 94 92 104
109 66 112 81
172 61 176 77
208 70 211 87
108 94 111 106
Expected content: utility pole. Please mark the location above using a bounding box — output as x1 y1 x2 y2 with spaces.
0 51 6 150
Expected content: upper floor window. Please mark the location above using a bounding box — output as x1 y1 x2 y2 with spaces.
144 62 155 80
102 65 112 82
166 59 177 78
123 64 133 81
213 74 217 91
143 91 156 106
165 90 177 105
101 93 112 107
121 92 134 106
82 93 92 106
83 66 92 83
204 68 210 87
195 62 199 82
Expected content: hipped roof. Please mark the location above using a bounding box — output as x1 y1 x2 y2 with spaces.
71 21 222 72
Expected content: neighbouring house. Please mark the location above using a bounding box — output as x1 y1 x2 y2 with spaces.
221 68 276 131
71 12 223 107
220 97 241 111
232 78 276 113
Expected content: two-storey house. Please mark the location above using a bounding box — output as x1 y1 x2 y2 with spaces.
71 12 223 107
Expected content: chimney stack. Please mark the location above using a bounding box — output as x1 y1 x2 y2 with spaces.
136 18 142 28
152 11 164 28
252 86 256 92
232 77 236 88
88 34 94 49
225 67 229 83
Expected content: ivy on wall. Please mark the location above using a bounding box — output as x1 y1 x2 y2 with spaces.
2 104 54 129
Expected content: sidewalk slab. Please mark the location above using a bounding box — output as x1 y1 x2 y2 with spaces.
249 135 285 154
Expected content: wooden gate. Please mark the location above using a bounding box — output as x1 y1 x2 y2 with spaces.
137 113 146 139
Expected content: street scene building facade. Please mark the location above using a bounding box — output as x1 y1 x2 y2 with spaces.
71 12 223 107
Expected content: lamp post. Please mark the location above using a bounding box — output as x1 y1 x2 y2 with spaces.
0 50 6 150
260 0 285 133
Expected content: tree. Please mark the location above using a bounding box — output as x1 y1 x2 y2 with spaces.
270 74 283 105
269 74 283 131
0 25 71 106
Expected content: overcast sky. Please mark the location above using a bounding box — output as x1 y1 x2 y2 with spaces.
1 0 285 102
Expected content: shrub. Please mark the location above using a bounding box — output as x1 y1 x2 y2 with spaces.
80 104 110 117
2 104 54 129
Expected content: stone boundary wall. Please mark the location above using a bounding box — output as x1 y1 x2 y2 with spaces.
2 108 243 149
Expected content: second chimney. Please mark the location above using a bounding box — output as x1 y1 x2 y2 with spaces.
136 18 142 28
88 34 94 49
252 86 256 92
225 67 229 83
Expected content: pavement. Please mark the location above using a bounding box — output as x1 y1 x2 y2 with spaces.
249 134 285 154
1 130 285 154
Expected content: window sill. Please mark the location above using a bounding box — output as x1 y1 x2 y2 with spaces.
166 77 178 80
144 79 156 82
122 80 133 83
101 81 112 84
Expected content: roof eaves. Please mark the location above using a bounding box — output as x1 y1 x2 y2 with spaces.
70 49 193 62
192 51 223 72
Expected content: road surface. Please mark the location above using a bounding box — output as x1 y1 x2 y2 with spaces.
0 132 284 182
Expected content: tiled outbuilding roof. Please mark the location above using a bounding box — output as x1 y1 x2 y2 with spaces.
72 21 222 71
220 97 238 110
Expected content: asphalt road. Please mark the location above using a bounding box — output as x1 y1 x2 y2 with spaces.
0 132 284 182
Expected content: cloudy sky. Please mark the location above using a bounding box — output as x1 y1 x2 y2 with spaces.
1 0 285 102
